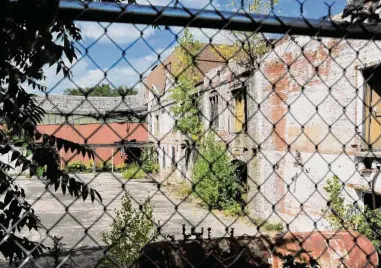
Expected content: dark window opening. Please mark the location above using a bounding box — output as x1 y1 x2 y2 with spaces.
210 92 219 129
171 146 176 167
364 192 381 209
185 149 191 171
232 160 248 206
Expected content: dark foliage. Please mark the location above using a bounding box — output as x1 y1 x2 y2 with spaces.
0 0 112 264
342 0 381 23
64 83 138 97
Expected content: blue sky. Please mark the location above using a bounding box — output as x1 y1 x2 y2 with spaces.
44 0 347 93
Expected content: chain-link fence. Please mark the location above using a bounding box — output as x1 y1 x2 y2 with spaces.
2 0 381 267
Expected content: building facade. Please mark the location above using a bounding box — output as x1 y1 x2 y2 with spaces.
199 34 381 231
144 44 226 181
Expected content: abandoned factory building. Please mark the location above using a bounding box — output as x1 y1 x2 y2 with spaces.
146 28 381 231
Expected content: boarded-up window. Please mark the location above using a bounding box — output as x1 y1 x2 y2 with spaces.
363 66 381 150
233 87 247 133
210 92 219 128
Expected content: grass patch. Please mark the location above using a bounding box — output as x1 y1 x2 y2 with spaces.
166 181 196 202
251 217 284 232
122 164 146 180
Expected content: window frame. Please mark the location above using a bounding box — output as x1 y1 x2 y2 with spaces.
209 91 219 129
232 87 248 133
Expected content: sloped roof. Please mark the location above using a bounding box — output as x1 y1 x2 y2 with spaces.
144 44 228 96
34 94 147 116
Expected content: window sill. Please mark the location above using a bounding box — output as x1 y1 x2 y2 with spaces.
355 151 381 158
230 131 247 135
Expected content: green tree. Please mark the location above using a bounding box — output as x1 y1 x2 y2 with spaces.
101 193 156 267
64 83 138 97
216 0 278 68
0 0 123 263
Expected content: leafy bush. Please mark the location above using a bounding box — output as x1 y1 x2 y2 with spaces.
324 176 381 252
114 163 127 173
192 133 241 213
101 193 156 267
122 164 146 180
140 148 159 174
66 161 89 173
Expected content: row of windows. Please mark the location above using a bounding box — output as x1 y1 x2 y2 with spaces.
149 87 247 136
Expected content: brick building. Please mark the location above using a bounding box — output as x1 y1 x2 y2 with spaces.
200 33 381 231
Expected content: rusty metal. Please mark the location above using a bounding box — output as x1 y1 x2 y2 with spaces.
138 231 378 268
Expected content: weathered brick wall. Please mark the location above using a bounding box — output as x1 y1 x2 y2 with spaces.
253 36 381 231
201 62 260 211
197 36 381 231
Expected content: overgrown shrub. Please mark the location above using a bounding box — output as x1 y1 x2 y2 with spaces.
140 147 159 174
192 133 241 213
114 163 127 173
122 164 146 180
101 193 156 267
324 176 381 252
66 161 88 173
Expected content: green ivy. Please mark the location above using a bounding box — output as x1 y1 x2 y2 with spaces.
170 29 204 141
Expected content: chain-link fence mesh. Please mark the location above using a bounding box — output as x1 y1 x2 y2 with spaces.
3 0 381 267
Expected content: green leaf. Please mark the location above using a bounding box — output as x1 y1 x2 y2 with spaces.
90 189 95 203
11 151 20 162
36 166 44 177
94 190 102 203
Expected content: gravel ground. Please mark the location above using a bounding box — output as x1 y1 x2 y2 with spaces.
0 173 256 267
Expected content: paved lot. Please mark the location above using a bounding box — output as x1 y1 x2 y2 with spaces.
13 173 255 249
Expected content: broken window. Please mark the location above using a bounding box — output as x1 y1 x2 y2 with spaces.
363 66 381 150
364 192 381 209
210 91 219 129
233 87 247 133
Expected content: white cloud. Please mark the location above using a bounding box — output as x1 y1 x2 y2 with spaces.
78 22 155 45
38 47 176 93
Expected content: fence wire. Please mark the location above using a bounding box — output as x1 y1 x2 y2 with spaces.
2 0 381 267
